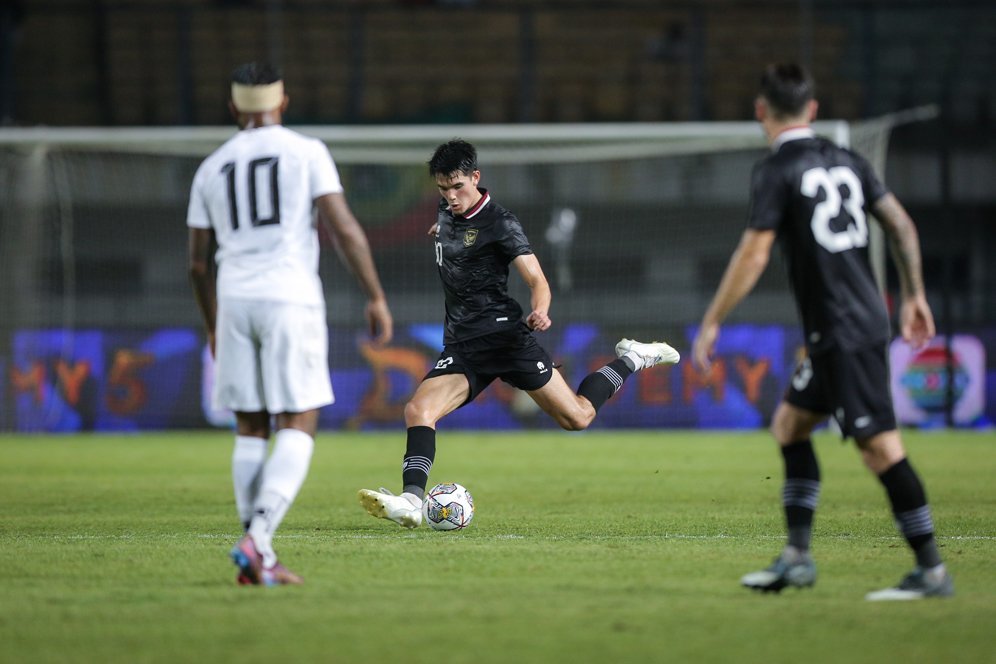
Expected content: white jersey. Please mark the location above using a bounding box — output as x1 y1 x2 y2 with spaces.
186 125 343 306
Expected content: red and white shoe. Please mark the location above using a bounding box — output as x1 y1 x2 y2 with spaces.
230 534 264 585
260 562 304 586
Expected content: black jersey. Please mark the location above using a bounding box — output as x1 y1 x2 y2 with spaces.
748 129 890 354
432 189 534 344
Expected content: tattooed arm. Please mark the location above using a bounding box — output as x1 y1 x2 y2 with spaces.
872 193 935 349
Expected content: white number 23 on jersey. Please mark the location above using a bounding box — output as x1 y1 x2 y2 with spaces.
801 166 867 253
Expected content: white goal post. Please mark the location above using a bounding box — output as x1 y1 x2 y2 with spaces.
0 118 903 333
1 119 867 333
0 120 849 162
2 117 928 432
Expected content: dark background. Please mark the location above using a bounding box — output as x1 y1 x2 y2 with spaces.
0 0 993 430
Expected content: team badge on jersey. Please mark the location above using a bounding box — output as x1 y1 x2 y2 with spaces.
463 229 478 247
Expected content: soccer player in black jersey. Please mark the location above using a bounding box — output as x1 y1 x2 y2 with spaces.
360 139 679 528
692 64 952 600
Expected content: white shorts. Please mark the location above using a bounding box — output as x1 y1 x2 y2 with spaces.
213 298 334 414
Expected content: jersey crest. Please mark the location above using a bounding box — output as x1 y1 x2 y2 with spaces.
463 229 479 247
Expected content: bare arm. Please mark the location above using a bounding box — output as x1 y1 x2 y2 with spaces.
512 253 552 331
315 192 394 345
188 227 218 356
872 193 935 348
692 228 776 372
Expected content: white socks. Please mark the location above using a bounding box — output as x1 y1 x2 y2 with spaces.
232 436 267 527
244 428 315 568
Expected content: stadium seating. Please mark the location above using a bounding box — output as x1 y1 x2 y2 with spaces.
6 2 913 125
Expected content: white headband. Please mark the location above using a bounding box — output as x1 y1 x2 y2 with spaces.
231 81 285 113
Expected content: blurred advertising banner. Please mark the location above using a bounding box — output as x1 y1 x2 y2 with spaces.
7 329 203 431
4 325 993 432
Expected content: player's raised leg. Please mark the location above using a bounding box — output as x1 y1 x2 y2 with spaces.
529 337 679 431
577 336 679 417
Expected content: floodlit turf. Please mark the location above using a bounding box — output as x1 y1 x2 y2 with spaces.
1 429 994 664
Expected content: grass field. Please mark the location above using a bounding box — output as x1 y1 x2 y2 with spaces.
2 429 994 664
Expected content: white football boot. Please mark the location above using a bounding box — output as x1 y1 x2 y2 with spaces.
615 338 680 370
865 566 954 601
741 551 817 593
358 488 423 528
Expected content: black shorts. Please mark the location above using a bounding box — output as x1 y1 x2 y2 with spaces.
425 323 555 406
785 343 897 440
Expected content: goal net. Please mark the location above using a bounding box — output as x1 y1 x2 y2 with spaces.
0 120 896 432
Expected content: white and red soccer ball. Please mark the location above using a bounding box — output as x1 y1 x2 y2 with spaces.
422 482 475 531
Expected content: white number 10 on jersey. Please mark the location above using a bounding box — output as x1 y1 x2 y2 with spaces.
801 166 868 253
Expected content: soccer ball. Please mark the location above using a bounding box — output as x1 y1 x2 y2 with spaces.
422 482 474 531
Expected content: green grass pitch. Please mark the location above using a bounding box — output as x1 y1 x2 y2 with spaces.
2 429 994 663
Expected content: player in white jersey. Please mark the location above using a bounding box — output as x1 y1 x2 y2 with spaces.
188 62 393 585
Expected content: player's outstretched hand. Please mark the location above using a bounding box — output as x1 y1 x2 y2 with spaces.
901 293 935 350
366 298 394 345
526 310 551 332
692 322 719 373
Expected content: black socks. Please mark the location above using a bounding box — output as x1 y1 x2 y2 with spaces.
878 458 942 569
781 439 821 552
402 425 435 499
576 358 634 413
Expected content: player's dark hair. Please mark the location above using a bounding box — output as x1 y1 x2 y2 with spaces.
759 63 814 118
428 139 479 177
231 62 282 86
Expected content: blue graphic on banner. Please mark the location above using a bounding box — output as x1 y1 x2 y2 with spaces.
890 335 987 427
684 324 796 430
407 324 445 352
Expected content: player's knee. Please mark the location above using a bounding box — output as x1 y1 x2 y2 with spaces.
558 418 583 431
404 399 436 427
770 403 808 444
557 408 593 431
857 430 905 473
